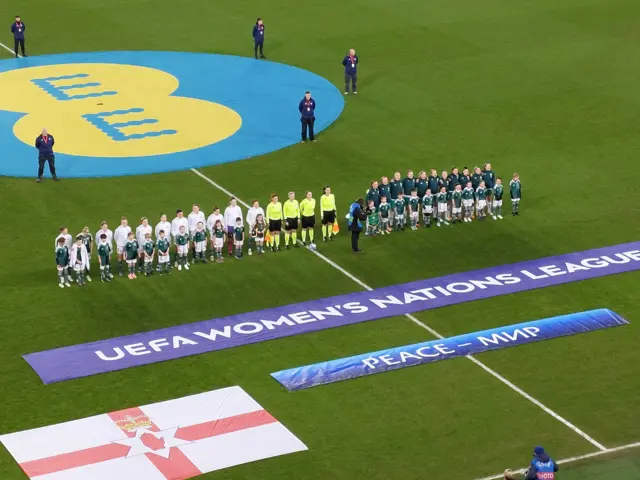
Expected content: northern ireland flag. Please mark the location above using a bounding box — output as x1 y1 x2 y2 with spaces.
0 386 307 479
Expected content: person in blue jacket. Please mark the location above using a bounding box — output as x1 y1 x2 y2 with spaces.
252 18 266 59
347 198 367 253
342 48 358 95
298 91 316 143
35 128 58 182
525 446 559 479
10 15 26 58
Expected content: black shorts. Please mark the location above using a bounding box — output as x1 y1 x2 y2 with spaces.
269 219 282 232
322 211 336 225
301 215 315 228
285 218 299 230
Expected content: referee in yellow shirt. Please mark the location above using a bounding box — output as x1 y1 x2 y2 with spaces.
283 191 300 249
320 186 337 241
299 191 316 246
266 194 283 252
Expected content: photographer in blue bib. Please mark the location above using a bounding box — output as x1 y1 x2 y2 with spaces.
504 446 558 480
347 197 367 253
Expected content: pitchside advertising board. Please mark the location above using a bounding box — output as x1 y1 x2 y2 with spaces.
23 241 640 383
271 308 629 390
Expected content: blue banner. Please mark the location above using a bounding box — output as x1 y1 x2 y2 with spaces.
271 309 629 391
25 242 640 384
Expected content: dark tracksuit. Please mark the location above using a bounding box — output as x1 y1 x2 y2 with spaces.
348 202 367 252
11 21 26 57
365 187 380 208
342 55 358 93
253 23 265 58
299 97 316 141
35 134 57 179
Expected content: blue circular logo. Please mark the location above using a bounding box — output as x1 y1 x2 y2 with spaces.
0 51 344 177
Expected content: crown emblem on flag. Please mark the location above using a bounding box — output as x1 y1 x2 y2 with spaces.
115 415 152 432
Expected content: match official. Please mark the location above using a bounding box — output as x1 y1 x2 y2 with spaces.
252 18 266 59
347 198 366 253
299 91 316 143
342 48 358 94
35 128 58 182
10 15 26 58
320 186 336 242
299 191 316 246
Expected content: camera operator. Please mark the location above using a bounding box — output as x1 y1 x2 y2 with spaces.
347 197 367 253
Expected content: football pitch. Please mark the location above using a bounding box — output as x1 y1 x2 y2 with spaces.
1 0 640 478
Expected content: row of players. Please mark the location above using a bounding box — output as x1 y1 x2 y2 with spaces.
364 173 522 232
363 166 522 231
52 190 340 287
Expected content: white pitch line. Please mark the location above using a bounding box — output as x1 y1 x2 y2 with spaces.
190 167 608 451
0 26 623 472
0 41 20 57
473 441 640 480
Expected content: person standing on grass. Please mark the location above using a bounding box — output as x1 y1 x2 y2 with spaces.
35 128 58 182
299 191 316 246
155 214 171 270
206 206 224 260
266 194 283 252
320 186 336 242
171 209 188 266
246 200 265 256
283 191 300 249
347 197 367 253
224 197 243 256
299 91 316 143
342 48 358 95
114 217 132 276
252 18 266 59
188 204 205 260
10 16 26 58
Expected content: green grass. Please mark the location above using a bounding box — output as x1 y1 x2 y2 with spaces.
1 0 640 478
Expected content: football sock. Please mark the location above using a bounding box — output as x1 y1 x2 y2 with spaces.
309 229 314 242
285 233 290 245
301 230 307 242
275 234 280 247
292 232 297 243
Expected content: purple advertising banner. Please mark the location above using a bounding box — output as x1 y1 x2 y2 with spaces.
24 241 640 384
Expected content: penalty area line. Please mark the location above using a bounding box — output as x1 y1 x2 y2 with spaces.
190 167 608 452
473 440 640 480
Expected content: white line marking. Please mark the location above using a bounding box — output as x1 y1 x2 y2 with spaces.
0 29 626 474
0 41 20 57
190 168 608 451
473 441 640 480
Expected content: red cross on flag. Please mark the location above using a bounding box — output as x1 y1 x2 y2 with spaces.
0 386 307 479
